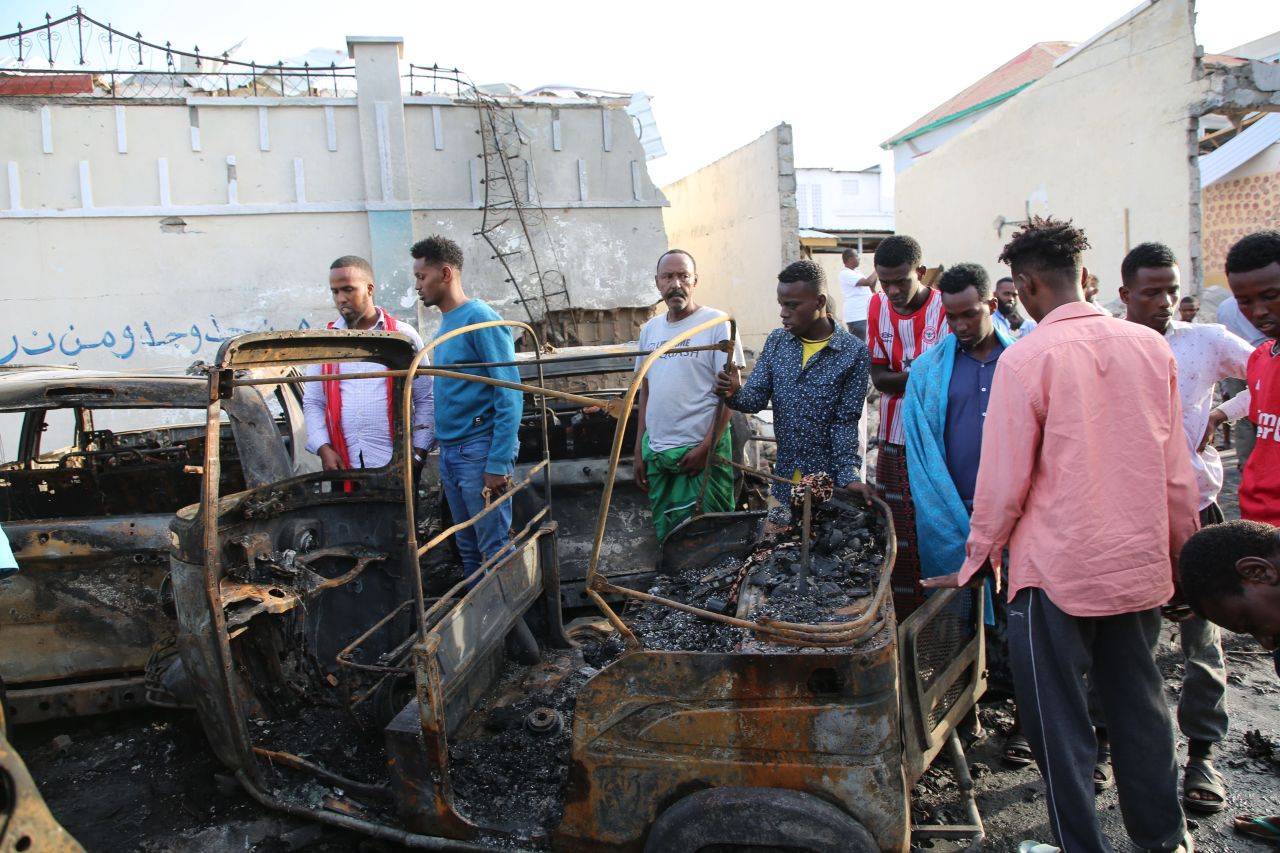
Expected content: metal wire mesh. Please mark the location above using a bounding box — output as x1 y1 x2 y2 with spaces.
914 589 975 685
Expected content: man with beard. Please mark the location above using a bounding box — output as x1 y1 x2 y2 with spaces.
303 255 435 474
633 249 744 540
992 275 1037 340
1119 241 1254 817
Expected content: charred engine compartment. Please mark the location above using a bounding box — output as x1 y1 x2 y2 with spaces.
0 426 246 522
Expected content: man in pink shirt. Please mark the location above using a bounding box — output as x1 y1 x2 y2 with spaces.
926 217 1198 853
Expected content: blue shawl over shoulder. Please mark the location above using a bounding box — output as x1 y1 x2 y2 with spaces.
901 328 1014 623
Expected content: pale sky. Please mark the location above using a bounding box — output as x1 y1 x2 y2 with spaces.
4 0 1277 186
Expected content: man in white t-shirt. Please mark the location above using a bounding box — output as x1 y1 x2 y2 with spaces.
839 248 876 341
1119 241 1257 818
633 249 746 540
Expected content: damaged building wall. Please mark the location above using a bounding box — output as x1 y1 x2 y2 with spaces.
661 124 800 356
894 0 1202 303
0 35 667 373
1202 140 1280 287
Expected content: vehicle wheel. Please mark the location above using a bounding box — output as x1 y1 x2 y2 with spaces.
643 787 879 853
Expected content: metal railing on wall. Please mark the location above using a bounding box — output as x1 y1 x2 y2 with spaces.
404 63 474 99
0 7 357 98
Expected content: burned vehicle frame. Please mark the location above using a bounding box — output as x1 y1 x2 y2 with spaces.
0 366 310 723
0 696 83 851
172 319 986 852
505 345 762 610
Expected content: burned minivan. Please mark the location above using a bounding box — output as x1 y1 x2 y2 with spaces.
170 322 986 852
0 365 313 722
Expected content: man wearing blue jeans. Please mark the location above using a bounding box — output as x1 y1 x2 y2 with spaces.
412 235 521 575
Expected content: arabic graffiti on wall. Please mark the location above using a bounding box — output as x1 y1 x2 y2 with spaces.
0 316 314 364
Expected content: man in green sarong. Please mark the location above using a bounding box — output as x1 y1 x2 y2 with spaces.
633 249 745 541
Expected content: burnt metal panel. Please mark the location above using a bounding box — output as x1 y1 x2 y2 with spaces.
557 634 908 852
0 706 84 851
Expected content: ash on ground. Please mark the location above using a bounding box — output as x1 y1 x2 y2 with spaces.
622 502 885 650
448 650 599 840
251 704 390 788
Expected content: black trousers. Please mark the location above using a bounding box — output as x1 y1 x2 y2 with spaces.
1009 588 1186 852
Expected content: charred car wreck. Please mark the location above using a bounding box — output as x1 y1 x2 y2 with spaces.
166 321 986 852
0 366 312 723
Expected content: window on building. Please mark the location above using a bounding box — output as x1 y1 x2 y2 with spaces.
842 179 860 196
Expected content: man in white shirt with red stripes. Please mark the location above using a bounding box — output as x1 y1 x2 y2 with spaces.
867 234 949 618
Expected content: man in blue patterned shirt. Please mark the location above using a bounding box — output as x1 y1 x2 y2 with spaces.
715 259 873 507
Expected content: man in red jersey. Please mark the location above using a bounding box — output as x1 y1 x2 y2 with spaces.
1226 230 1280 525
867 234 949 618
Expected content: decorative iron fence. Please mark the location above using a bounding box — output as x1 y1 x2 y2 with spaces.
404 63 476 99
0 8 357 98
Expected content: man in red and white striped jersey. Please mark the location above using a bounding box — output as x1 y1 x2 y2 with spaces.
867 234 949 618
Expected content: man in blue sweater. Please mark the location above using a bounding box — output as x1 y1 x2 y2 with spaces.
412 235 522 577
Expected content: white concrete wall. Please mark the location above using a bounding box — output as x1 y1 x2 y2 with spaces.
661 124 800 356
895 0 1202 302
0 42 667 373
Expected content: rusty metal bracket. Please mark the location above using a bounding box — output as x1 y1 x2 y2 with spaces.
220 546 386 633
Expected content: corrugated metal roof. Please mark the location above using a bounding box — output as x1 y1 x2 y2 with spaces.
1200 113 1280 187
882 42 1075 148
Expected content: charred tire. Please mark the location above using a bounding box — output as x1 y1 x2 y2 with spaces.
643 787 878 853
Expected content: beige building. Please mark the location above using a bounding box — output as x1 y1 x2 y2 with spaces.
661 124 800 356
888 0 1280 304
0 12 669 374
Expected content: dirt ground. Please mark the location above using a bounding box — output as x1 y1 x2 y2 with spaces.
13 450 1280 852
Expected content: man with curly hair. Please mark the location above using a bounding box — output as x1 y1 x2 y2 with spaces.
1226 230 1280 525
925 217 1197 852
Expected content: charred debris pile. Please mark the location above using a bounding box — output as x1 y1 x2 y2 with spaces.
449 641 612 840
625 477 886 652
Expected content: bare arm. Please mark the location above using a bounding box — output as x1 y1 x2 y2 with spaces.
870 362 910 395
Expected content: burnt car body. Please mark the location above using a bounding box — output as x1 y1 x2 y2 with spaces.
172 322 987 851
0 366 313 723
